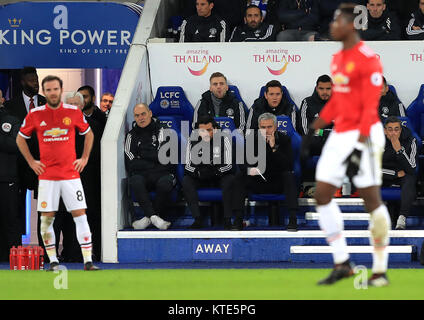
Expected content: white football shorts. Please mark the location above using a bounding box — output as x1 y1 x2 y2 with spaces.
316 121 385 189
37 178 87 212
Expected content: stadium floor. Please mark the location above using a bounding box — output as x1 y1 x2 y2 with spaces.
1 266 424 301
0 261 422 270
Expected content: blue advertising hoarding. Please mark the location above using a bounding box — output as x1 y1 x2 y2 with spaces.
0 1 141 68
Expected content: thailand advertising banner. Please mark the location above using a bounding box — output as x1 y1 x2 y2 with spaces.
0 1 142 68
148 41 424 109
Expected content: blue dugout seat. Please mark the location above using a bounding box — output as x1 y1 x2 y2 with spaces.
388 84 397 97
228 85 250 115
276 116 302 181
398 116 422 155
406 84 424 139
149 86 194 130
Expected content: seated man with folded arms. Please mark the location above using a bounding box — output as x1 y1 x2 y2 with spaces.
124 103 175 230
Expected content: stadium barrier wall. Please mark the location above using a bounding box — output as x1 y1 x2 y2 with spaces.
148 41 424 109
101 0 180 262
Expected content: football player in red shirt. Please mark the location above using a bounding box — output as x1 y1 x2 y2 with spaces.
16 75 99 271
302 3 390 287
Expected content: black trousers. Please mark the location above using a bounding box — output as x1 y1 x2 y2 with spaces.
0 182 22 261
128 172 175 219
301 137 325 182
182 174 235 218
383 173 416 218
233 170 299 215
309 136 326 157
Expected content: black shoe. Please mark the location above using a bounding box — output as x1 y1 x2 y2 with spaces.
367 273 389 287
287 217 297 232
286 223 298 232
84 262 100 271
46 261 60 272
317 260 355 285
231 218 243 231
189 218 203 229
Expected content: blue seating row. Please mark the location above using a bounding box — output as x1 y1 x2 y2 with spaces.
150 84 424 138
128 84 424 222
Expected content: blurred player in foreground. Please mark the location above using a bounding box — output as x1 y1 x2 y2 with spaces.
301 3 390 287
16 75 100 271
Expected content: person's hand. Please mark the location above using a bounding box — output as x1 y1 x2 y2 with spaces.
344 143 364 181
412 26 422 31
73 157 88 173
248 168 266 181
29 160 46 176
397 170 405 178
266 134 275 148
390 136 402 152
248 167 259 176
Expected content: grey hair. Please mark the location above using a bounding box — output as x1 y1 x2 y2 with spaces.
64 91 84 105
258 112 277 126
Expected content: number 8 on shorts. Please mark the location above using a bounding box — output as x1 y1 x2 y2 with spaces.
37 178 87 212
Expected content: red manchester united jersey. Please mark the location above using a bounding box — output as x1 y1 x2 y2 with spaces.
320 41 383 137
19 103 90 180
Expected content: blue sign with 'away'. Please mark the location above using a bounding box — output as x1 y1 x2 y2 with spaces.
193 239 233 260
0 2 141 68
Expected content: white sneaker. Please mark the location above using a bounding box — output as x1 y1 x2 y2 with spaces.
150 215 171 230
132 217 151 230
395 215 406 230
